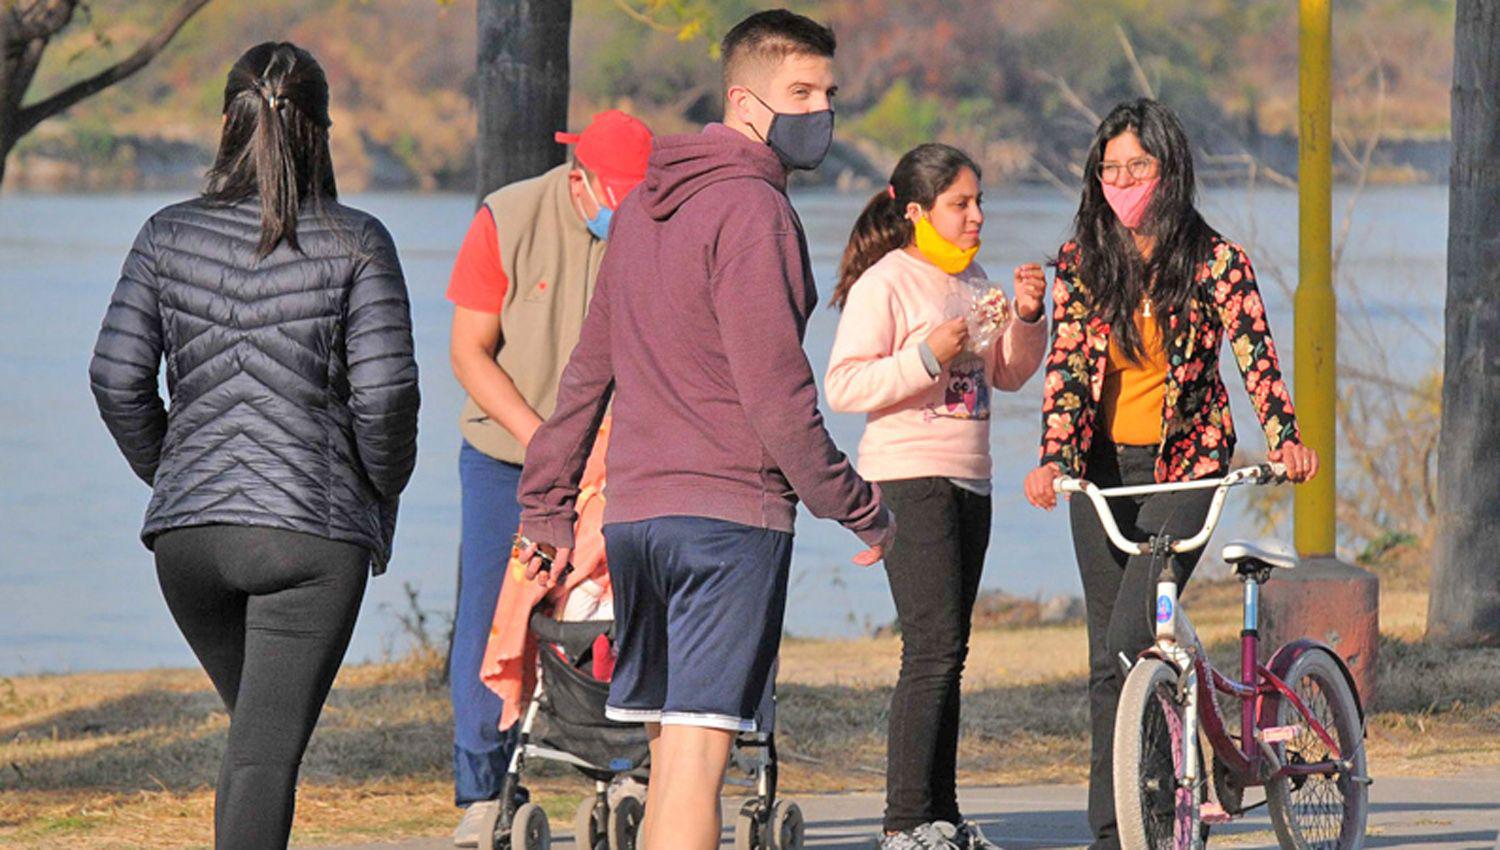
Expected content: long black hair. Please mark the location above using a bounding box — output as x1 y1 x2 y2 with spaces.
832 142 981 309
1070 98 1215 362
204 42 337 257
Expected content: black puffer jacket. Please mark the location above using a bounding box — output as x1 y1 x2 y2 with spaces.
88 197 420 573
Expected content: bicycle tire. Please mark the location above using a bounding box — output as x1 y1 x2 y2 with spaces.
1114 658 1201 850
1266 648 1369 850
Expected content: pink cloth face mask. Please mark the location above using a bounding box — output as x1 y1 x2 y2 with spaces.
1102 176 1160 229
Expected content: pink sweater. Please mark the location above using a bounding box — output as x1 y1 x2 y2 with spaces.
826 248 1047 482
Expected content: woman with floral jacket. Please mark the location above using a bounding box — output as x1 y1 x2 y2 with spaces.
1022 98 1318 850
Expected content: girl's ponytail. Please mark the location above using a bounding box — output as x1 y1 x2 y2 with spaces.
832 186 909 309
830 143 982 310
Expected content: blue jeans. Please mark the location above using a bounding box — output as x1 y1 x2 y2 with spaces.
451 441 523 805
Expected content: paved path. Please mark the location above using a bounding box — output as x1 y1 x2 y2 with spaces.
306 774 1500 850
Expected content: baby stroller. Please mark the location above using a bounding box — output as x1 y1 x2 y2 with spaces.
476 422 804 850
479 611 805 850
478 609 645 850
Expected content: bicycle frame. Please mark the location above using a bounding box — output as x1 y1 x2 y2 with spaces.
1057 465 1351 815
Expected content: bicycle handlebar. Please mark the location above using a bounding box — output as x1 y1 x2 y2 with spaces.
1055 463 1288 556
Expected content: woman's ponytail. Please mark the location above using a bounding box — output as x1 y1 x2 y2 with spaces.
205 42 337 257
250 70 302 255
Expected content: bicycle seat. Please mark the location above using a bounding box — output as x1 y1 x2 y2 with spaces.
1221 539 1298 573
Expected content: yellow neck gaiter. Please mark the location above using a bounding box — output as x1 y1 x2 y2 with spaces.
913 215 980 275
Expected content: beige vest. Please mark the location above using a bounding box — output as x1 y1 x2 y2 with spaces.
460 164 606 464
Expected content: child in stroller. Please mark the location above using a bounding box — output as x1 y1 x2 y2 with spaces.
477 422 804 850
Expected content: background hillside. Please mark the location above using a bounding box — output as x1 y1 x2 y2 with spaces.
6 0 1457 191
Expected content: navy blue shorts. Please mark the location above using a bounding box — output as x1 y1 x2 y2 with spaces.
602 516 792 732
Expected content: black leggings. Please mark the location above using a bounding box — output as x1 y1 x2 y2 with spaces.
879 477 991 833
1069 444 1215 850
154 525 368 850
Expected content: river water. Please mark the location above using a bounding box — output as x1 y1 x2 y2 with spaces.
0 184 1446 673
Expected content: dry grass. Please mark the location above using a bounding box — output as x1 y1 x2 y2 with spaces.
0 651 592 849
0 582 1491 849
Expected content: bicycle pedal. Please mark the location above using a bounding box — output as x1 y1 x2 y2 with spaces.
1257 725 1301 743
1200 802 1234 824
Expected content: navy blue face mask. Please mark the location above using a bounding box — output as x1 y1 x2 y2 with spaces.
746 89 835 172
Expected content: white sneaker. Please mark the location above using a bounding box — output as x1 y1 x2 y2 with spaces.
453 800 499 848
878 822 962 849
955 819 1004 850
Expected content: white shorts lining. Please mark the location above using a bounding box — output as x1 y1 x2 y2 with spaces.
604 706 757 733
660 710 757 732
605 706 662 723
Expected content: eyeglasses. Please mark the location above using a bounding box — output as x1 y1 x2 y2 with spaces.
1097 156 1159 183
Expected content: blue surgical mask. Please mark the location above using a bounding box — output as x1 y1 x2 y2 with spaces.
586 206 612 241
581 177 613 241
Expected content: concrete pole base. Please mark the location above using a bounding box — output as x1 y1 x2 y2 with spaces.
1259 556 1380 705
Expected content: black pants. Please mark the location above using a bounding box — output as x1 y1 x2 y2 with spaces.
880 477 991 832
1068 444 1216 850
154 525 369 850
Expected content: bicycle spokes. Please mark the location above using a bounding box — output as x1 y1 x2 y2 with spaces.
1266 648 1369 850
1283 677 1345 843
1139 682 1193 850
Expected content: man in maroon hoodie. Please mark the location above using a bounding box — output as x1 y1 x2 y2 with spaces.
516 9 893 850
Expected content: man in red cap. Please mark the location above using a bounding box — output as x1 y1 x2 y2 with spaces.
444 108 653 846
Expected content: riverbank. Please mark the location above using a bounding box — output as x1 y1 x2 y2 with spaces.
0 130 1452 195
2 581 1495 849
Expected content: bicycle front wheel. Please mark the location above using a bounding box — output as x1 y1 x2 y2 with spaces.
1266 648 1368 850
1114 658 1200 850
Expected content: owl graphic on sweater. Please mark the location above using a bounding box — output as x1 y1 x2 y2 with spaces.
926 353 990 421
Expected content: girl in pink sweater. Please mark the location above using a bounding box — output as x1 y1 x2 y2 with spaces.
825 143 1047 849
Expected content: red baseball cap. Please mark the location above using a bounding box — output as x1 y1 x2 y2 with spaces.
556 110 654 208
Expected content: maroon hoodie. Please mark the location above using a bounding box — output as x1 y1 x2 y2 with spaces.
517 123 889 549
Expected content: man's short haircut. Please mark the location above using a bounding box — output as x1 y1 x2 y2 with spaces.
720 9 836 92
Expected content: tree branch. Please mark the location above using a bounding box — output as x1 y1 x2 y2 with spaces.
1199 151 1297 191
1030 69 1101 127
1333 39 1387 271
10 0 71 42
13 0 209 138
1025 151 1079 200
1114 22 1155 99
12 0 77 43
609 0 678 34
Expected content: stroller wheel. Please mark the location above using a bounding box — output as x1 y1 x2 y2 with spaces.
510 802 550 850
769 800 804 850
608 793 644 850
574 796 608 850
734 800 764 850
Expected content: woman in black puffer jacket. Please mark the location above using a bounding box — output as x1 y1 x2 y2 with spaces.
88 42 419 850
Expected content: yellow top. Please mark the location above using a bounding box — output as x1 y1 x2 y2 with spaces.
1100 301 1169 446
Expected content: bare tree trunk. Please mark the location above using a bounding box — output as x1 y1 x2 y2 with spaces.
0 0 212 190
0 2 71 187
475 0 571 203
1429 0 1500 646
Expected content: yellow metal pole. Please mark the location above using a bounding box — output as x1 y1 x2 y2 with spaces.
1271 2 1378 700
1295 0 1336 557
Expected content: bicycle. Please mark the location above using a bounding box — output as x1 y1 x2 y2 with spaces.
1057 463 1370 850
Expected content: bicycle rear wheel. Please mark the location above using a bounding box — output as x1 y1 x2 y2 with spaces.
1114 658 1200 850
1266 648 1368 850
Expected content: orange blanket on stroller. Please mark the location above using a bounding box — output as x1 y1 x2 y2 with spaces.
479 420 612 732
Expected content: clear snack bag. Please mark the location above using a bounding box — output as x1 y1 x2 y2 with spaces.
961 277 1011 353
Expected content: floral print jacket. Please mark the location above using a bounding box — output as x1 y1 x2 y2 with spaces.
1038 236 1300 482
